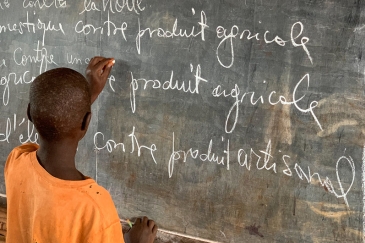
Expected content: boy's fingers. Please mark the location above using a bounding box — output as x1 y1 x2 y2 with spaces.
147 219 155 229
86 57 102 72
101 67 111 79
89 56 103 66
87 57 113 75
134 217 142 225
152 224 158 234
145 218 158 233
142 216 149 225
101 60 114 77
94 57 114 69
95 58 114 75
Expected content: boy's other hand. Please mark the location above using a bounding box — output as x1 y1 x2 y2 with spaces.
85 56 115 104
124 216 158 243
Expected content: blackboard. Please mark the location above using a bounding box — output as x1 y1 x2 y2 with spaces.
0 0 364 242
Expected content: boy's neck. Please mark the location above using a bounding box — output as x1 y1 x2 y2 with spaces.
36 139 85 181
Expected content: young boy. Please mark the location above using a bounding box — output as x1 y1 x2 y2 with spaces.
4 57 157 243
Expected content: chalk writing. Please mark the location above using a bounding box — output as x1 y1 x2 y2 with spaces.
13 41 57 74
79 0 145 15
212 73 323 133
66 53 83 65
0 0 9 9
168 133 230 178
36 15 65 45
79 0 100 13
168 134 355 207
136 10 208 54
0 71 34 106
94 126 157 164
0 11 65 45
0 4 361 238
291 155 355 208
0 117 10 143
19 119 38 144
216 21 313 68
23 0 67 9
66 53 91 65
0 114 38 144
129 64 207 113
75 11 127 39
108 75 116 92
103 0 145 14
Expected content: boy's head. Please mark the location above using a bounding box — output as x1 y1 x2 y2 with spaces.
28 68 91 142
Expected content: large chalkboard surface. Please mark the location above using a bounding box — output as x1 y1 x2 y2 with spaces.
0 1 364 242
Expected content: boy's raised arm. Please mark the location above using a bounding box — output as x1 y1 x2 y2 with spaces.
85 56 115 104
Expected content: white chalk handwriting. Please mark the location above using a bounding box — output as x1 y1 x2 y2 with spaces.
136 10 208 54
212 73 322 133
79 0 145 15
168 134 355 207
0 0 9 9
23 0 67 9
129 64 208 113
168 133 231 178
0 70 34 106
13 41 57 74
292 155 355 207
0 11 65 46
75 11 127 39
19 119 39 144
94 126 157 164
108 75 116 92
216 21 313 68
0 114 38 144
0 3 358 212
0 117 11 143
66 53 92 65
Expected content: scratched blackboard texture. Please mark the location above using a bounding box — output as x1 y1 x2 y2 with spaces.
0 0 364 242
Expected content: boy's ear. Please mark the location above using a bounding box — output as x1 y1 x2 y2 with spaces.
27 103 32 122
81 112 92 131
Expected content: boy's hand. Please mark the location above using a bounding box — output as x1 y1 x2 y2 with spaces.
124 216 158 243
85 56 115 104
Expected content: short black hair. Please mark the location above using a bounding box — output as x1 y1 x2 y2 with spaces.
29 68 91 141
